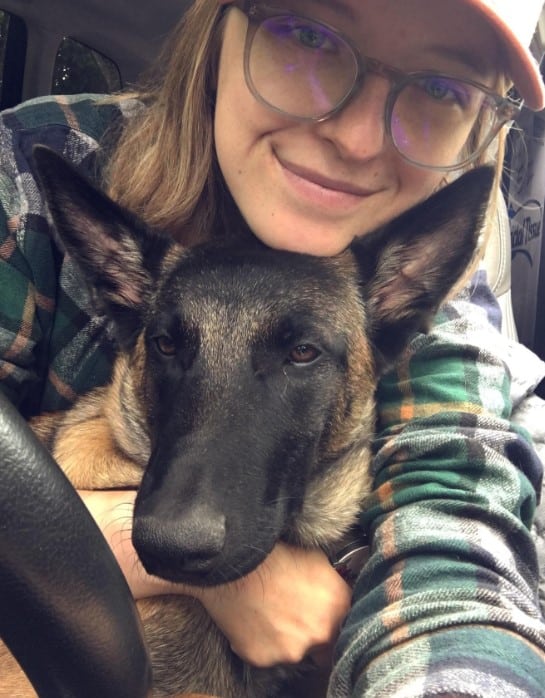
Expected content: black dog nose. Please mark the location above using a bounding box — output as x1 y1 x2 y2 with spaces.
133 506 226 580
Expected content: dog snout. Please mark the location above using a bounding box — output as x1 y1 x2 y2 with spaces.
133 505 227 581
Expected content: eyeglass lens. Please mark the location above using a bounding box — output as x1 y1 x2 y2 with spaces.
390 76 496 168
248 15 357 117
246 13 500 169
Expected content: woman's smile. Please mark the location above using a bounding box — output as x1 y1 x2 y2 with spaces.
275 151 378 211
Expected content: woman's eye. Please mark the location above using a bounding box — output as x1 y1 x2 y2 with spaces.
154 335 176 356
295 25 328 49
270 16 338 53
288 344 321 364
420 77 470 107
428 80 448 99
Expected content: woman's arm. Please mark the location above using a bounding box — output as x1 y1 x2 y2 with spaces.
0 95 124 417
329 274 545 697
80 488 351 667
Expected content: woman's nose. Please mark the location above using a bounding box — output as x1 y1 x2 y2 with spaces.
314 75 391 161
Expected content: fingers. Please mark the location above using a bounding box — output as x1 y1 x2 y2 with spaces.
200 543 351 668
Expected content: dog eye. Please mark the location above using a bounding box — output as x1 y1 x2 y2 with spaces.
154 335 176 356
288 344 321 365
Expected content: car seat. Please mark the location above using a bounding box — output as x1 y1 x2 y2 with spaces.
481 189 519 340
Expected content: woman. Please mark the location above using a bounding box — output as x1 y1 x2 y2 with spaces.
1 0 545 695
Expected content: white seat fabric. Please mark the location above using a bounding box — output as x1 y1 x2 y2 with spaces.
481 192 519 340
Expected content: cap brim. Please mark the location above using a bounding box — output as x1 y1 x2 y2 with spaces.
463 0 545 110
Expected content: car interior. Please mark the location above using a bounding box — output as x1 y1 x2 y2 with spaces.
0 1 544 696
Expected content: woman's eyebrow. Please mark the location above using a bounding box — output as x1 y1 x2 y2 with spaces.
426 44 496 79
304 0 358 23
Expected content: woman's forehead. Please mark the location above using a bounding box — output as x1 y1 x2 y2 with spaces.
260 0 501 78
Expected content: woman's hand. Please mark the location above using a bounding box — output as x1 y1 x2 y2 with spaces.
196 542 351 668
79 489 351 668
79 489 183 599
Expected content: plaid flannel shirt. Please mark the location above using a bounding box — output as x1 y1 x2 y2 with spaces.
1 94 544 697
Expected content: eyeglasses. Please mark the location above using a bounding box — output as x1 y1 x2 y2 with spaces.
231 1 522 171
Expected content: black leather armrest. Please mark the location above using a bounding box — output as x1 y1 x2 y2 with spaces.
0 391 152 697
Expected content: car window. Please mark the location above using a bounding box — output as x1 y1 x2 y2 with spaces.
0 9 26 109
0 10 9 68
0 9 122 106
52 37 122 95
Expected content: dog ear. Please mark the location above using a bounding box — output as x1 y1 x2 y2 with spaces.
350 166 495 371
32 145 170 346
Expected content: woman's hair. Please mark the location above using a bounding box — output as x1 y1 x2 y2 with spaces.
105 0 510 262
457 73 511 288
444 125 506 295
104 0 242 245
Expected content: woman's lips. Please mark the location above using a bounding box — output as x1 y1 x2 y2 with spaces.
276 155 377 209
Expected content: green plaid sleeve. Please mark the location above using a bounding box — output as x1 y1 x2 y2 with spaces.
0 94 127 415
329 277 545 697
0 147 51 408
0 234 36 406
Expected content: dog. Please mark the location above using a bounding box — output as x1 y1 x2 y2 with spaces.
0 145 494 697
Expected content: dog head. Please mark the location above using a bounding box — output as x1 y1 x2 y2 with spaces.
33 146 493 585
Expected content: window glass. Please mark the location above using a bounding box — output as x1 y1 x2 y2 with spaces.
52 37 122 94
0 10 26 109
0 11 9 71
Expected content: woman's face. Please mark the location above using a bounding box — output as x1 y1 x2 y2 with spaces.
214 0 500 255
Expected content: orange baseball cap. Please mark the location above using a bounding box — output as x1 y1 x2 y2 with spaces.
465 0 545 109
